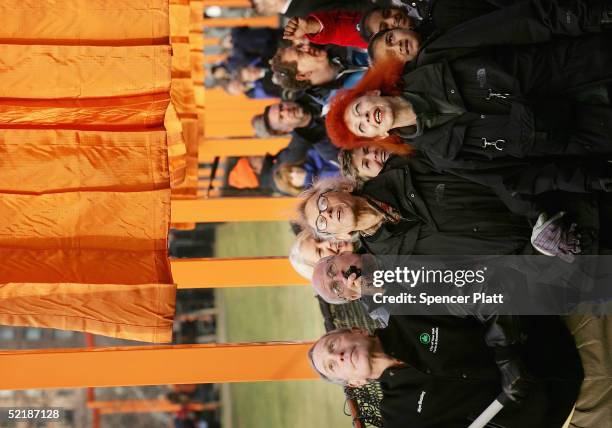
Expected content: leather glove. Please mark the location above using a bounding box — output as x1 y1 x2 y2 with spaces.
497 355 533 404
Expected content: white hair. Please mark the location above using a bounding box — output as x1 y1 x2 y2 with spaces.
289 238 315 279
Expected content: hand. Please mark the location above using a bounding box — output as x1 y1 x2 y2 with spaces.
531 212 581 263
283 17 320 44
497 357 533 404
345 272 362 290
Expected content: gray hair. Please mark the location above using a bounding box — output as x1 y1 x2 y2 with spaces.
291 229 360 281
338 149 366 185
289 230 316 279
312 255 346 305
251 114 272 138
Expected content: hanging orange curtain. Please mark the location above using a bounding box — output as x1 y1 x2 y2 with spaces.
0 0 177 343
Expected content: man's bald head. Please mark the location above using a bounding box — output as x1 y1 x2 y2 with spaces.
312 252 364 304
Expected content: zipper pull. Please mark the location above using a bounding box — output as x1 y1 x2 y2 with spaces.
486 89 510 100
481 138 505 151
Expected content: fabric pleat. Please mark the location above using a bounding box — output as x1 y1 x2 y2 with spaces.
0 0 176 343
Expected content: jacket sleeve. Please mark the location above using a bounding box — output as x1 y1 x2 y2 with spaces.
425 0 604 52
482 315 534 403
482 315 525 348
277 134 312 164
441 155 612 195
501 159 612 195
306 10 368 49
312 139 340 163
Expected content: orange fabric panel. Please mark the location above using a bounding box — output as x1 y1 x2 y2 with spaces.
0 2 176 342
0 282 175 343
0 129 169 193
171 43 192 76
165 0 203 198
169 3 190 38
0 94 170 129
171 79 198 117
171 118 200 198
0 45 171 99
164 104 188 187
0 0 169 43
0 190 169 249
0 249 172 285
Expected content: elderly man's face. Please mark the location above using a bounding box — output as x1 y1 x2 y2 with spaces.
365 7 414 36
311 328 375 386
351 146 389 179
370 28 421 63
312 253 364 303
280 45 335 86
267 101 311 133
304 189 359 239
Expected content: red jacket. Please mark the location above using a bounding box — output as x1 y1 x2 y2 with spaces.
306 10 368 49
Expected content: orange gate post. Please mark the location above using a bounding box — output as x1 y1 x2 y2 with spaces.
203 16 279 27
171 257 309 288
0 343 316 390
199 137 291 158
87 400 220 414
203 0 253 6
171 197 298 223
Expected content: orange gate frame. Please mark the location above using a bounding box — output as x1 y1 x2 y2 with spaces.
0 343 316 390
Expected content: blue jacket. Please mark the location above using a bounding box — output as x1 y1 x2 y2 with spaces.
303 148 340 188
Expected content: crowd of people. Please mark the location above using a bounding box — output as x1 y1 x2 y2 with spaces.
234 1 612 426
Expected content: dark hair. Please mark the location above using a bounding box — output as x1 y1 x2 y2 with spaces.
211 63 228 75
367 28 393 60
271 48 312 91
263 105 286 135
338 149 362 183
359 7 384 41
262 105 276 135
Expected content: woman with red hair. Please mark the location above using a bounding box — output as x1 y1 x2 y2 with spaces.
326 43 612 195
324 57 412 155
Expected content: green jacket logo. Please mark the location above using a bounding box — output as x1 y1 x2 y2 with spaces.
419 333 431 345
